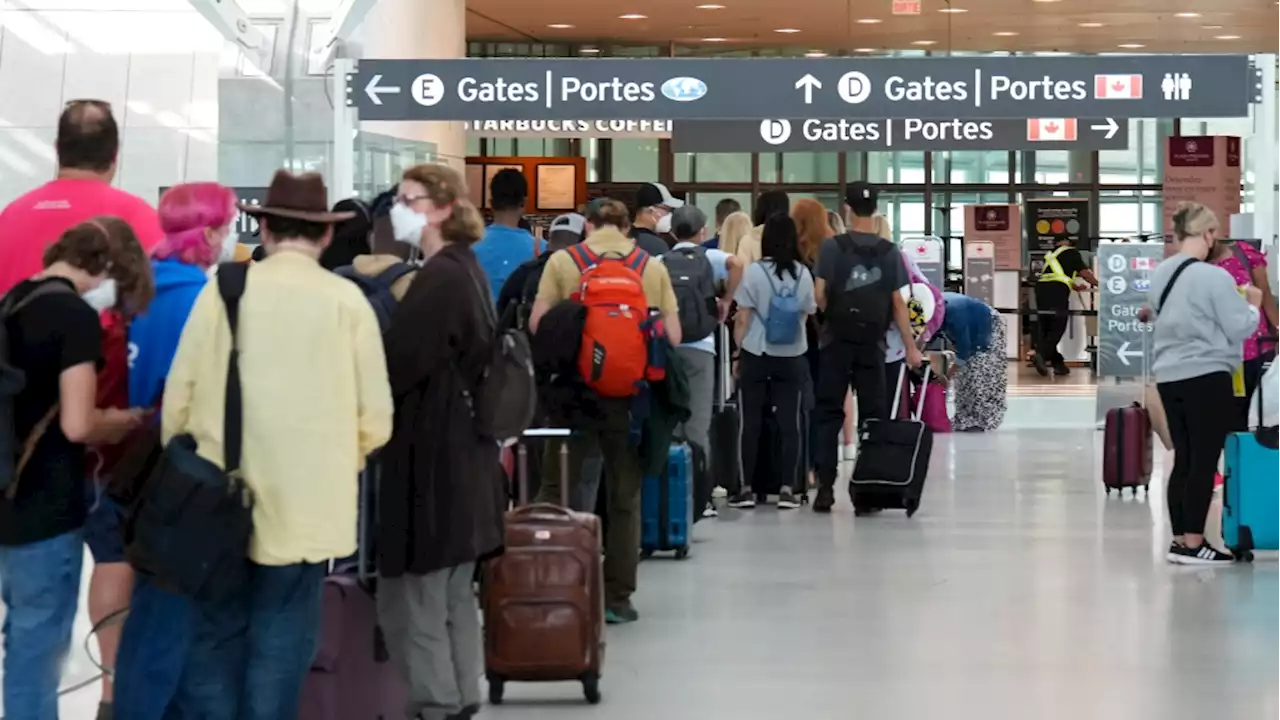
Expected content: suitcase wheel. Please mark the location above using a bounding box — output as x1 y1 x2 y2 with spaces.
582 671 601 704
1234 527 1256 563
639 548 654 560
488 676 505 705
674 546 690 560
905 499 920 519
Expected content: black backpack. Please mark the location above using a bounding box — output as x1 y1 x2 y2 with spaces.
825 234 896 345
500 255 551 333
334 263 416 334
663 245 719 342
0 281 76 498
463 269 536 442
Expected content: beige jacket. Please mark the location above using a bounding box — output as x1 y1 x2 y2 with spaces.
352 254 417 301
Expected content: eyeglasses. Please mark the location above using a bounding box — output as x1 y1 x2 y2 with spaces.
396 193 430 205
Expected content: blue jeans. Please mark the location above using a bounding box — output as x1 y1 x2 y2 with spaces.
114 576 194 720
172 562 325 720
0 530 85 720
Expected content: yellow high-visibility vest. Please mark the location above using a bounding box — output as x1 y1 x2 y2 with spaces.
1038 245 1076 285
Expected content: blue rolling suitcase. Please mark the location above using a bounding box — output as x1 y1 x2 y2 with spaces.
641 443 693 559
1222 424 1279 561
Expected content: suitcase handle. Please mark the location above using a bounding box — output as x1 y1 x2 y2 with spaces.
890 362 932 422
516 429 571 508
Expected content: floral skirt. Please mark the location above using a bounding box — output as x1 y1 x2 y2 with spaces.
953 310 1008 432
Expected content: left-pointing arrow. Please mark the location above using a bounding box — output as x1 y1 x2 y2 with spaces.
365 74 401 106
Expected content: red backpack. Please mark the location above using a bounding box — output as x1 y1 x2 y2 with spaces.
568 245 661 398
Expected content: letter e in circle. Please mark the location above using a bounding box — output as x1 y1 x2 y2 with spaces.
1107 275 1126 294
411 74 445 107
759 119 792 145
1107 254 1126 273
838 71 872 105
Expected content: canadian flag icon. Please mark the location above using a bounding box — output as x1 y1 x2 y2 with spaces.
1026 118 1078 141
1095 74 1143 99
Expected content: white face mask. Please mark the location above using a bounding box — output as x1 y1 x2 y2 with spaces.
390 202 428 247
655 212 673 235
216 227 238 263
82 278 117 312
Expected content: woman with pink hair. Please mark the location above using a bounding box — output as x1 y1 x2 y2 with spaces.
114 181 236 719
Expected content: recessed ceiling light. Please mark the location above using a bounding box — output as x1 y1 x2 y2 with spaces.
912 39 938 45
1202 24 1223 29
1117 43 1146 48
618 13 647 19
993 31 1018 36
696 3 726 7
580 47 600 53
1032 0 1062 3
1078 21 1104 27
546 23 574 29
774 27 801 33
805 50 828 57
702 37 727 42
854 47 876 52
1215 34 1242 39
856 18 882 24
1174 12 1201 17
938 7 967 12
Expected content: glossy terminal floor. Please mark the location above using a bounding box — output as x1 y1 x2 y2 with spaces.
12 395 1280 720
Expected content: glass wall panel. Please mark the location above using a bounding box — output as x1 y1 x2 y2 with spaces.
688 192 754 227
611 138 659 181
780 152 839 183
759 153 778 184
676 153 753 182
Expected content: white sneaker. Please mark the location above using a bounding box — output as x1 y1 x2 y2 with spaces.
842 444 857 462
711 485 728 499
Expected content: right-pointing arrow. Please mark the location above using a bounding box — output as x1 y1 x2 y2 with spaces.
1090 118 1119 140
364 74 402 106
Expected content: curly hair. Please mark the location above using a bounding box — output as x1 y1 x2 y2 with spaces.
401 163 485 245
44 216 154 314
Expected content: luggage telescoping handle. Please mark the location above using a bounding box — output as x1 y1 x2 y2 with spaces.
716 323 733 408
355 456 377 589
889 360 933 422
517 428 572 508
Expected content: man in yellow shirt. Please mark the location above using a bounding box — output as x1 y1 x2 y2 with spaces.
162 171 393 716
529 197 679 625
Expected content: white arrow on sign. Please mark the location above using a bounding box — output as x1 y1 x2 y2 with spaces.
795 74 822 105
1115 340 1144 366
364 74 401 106
1090 117 1119 140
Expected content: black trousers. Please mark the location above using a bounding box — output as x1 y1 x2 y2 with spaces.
738 352 808 493
1033 284 1070 368
815 341 888 488
1157 372 1236 536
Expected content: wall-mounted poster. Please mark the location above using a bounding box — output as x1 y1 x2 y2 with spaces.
964 203 1021 270
536 164 577 211
1024 197 1091 254
1163 135 1242 256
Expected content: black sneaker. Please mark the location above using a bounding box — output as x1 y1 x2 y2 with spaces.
727 489 756 509
812 486 835 513
1032 353 1049 377
777 487 802 509
1165 540 1185 564
1174 543 1234 565
701 502 719 519
1053 365 1071 377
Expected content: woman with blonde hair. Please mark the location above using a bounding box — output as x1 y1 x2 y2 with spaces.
1148 201 1261 565
827 210 846 236
717 210 753 258
378 163 507 718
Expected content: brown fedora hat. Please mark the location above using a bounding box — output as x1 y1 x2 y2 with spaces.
239 170 356 223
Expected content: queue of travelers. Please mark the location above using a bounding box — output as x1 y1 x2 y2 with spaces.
0 96 1267 720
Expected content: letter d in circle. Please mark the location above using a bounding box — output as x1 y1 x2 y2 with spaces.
760 119 791 145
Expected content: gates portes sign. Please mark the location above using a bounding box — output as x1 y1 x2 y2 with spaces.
1096 241 1163 379
349 55 1252 121
670 117 1128 152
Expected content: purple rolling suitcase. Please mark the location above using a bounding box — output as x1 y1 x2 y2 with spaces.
299 460 406 719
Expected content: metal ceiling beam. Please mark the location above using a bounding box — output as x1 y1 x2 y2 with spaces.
312 0 381 70
185 0 272 74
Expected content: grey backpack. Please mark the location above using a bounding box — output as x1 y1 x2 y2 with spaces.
663 245 719 341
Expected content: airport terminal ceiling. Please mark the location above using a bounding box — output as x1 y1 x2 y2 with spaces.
466 0 1279 54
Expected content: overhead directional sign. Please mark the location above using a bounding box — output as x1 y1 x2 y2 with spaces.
1097 241 1163 379
349 56 1252 121
670 116 1128 152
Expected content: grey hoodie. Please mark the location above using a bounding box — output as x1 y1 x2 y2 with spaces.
1148 252 1260 383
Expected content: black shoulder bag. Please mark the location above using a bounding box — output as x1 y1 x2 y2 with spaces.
124 263 254 603
1156 257 1198 314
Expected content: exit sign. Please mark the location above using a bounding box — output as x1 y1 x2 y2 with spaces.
893 0 922 14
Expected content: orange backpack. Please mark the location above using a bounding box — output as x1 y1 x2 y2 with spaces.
568 245 656 398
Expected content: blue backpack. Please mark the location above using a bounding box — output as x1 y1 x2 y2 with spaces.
760 264 802 345
334 262 416 334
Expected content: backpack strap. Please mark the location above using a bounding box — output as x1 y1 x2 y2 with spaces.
624 248 650 274
1156 257 1197 314
1229 242 1253 274
567 244 595 273
373 262 415 287
216 263 248 474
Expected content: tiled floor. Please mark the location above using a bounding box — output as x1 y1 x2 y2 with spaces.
5 396 1277 719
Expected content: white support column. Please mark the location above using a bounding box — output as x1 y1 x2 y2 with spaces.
331 58 357 204
1253 54 1278 250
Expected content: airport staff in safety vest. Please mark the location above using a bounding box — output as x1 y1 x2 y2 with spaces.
1033 238 1098 376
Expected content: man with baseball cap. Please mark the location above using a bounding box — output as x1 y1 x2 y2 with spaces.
630 182 683 256
497 212 585 325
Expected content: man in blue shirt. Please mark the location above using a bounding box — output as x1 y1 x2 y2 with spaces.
474 168 542 301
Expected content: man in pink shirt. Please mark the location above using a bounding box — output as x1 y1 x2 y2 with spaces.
0 99 162 720
0 100 163 294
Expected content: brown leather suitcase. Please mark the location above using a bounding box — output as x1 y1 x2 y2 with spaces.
482 429 605 706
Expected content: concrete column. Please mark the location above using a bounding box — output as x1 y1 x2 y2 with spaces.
354 0 466 168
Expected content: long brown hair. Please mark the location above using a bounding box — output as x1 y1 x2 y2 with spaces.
44 216 153 315
401 163 485 245
790 198 832 267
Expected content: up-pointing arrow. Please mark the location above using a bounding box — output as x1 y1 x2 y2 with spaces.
364 74 401 106
1090 118 1119 139
795 74 822 105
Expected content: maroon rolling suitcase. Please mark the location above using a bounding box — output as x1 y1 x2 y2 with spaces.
1103 402 1152 495
299 461 407 720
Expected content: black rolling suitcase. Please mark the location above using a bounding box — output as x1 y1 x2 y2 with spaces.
709 325 742 498
849 364 934 517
